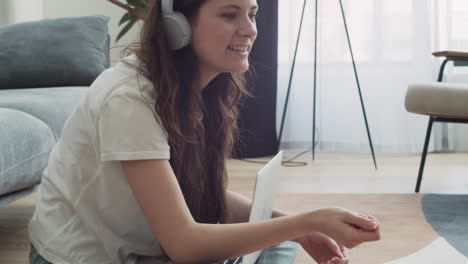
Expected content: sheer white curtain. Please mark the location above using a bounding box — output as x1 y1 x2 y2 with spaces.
276 0 468 153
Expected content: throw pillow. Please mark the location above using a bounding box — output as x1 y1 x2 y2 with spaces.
0 16 110 89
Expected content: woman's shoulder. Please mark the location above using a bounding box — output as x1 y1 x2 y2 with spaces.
89 55 156 106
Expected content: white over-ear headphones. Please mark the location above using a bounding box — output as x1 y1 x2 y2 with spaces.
161 0 192 50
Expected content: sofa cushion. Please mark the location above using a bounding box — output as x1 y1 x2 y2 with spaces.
0 16 110 89
0 87 87 139
0 108 55 196
0 185 38 206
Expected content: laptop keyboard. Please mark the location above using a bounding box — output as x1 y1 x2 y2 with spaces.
222 257 243 264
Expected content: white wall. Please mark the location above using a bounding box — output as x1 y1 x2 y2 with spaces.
4 0 43 24
0 0 142 65
0 2 6 26
42 0 143 65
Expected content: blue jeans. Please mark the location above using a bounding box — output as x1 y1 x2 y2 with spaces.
29 245 52 264
30 241 298 264
212 241 299 264
253 241 298 264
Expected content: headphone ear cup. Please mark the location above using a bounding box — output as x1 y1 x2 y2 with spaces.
163 12 192 50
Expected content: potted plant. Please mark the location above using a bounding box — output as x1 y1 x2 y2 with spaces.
107 0 148 42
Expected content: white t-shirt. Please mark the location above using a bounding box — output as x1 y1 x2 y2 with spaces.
29 55 173 264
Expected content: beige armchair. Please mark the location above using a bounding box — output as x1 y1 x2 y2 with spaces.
405 51 468 193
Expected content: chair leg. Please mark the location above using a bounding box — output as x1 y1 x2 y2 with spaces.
437 58 450 82
415 117 434 193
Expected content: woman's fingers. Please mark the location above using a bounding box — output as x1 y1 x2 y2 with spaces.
331 257 342 263
346 213 379 231
326 238 345 258
339 244 348 258
315 207 381 249
341 213 381 246
357 213 379 224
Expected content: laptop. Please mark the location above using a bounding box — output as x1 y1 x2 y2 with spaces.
222 151 284 264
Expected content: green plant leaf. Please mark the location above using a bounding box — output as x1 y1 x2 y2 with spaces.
126 0 139 7
134 7 146 15
124 0 146 9
110 0 148 42
118 12 133 26
135 0 147 8
116 17 138 42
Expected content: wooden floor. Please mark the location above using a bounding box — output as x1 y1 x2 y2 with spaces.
1 152 468 263
228 152 468 195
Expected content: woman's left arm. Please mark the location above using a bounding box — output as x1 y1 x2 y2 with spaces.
225 190 289 223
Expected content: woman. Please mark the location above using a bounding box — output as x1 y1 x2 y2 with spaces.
29 0 380 263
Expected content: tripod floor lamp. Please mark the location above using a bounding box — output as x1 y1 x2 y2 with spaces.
277 0 377 169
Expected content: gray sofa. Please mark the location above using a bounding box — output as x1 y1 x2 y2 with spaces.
0 16 110 205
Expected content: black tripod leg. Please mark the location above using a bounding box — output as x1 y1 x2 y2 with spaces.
339 0 377 170
278 0 308 150
312 0 318 160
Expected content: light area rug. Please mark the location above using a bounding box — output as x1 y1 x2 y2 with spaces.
384 237 468 264
273 193 468 264
1 193 467 264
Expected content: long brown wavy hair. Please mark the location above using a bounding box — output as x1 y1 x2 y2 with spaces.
127 0 253 224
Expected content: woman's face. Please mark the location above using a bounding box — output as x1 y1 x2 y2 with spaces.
190 0 258 78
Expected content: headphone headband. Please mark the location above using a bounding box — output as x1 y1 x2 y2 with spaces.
161 0 173 14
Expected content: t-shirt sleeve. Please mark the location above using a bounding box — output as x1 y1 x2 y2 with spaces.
97 91 170 162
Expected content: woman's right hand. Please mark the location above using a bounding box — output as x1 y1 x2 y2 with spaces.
309 207 381 249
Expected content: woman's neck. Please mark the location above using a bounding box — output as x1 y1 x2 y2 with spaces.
199 69 220 90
